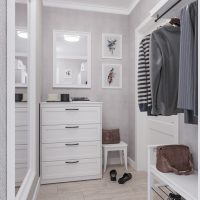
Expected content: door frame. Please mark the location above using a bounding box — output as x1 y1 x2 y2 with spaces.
7 0 15 199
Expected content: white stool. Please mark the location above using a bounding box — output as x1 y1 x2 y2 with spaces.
102 141 128 172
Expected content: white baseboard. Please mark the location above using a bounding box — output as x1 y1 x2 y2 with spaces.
127 157 136 169
32 178 40 200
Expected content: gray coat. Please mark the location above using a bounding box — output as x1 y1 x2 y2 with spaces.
150 25 180 115
178 1 198 124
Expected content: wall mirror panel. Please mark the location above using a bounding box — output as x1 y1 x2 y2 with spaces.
53 31 91 88
15 1 29 196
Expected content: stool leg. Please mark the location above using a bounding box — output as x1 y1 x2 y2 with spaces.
123 148 128 171
104 150 108 172
120 150 123 165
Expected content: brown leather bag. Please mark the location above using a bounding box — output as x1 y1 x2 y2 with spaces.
102 129 120 144
156 145 193 175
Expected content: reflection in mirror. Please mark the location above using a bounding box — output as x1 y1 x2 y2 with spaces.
15 0 29 195
53 31 91 88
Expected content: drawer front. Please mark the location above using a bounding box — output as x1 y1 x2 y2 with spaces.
16 163 27 183
16 145 28 164
41 107 101 125
16 126 28 145
42 124 101 143
42 158 100 180
42 141 100 161
16 107 28 127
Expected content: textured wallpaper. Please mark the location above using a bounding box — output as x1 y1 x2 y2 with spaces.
0 0 7 199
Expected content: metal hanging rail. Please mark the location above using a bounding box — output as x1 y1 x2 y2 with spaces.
155 0 182 22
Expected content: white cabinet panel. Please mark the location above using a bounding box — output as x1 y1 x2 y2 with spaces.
15 163 27 184
42 158 101 180
41 106 100 125
16 145 27 164
42 124 100 143
42 141 100 161
15 107 28 127
16 126 28 145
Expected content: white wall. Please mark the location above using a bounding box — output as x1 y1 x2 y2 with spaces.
0 0 7 199
42 7 131 158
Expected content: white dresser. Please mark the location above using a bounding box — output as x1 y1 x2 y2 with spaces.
40 101 103 184
15 102 28 186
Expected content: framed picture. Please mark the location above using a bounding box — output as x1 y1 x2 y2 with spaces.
64 69 72 79
102 33 122 59
102 64 122 89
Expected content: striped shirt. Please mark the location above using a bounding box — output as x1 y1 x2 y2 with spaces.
137 34 152 114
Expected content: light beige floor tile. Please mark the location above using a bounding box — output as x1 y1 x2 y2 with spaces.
59 191 84 200
37 165 147 200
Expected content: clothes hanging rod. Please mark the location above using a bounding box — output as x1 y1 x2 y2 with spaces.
155 0 182 22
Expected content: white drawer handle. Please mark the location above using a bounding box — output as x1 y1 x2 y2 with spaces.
65 108 79 111
65 161 79 164
65 143 79 146
65 126 79 129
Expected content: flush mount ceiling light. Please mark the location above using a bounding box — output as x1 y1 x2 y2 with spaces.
17 30 28 39
64 35 80 42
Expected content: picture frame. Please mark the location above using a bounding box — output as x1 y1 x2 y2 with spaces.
102 63 122 89
102 33 122 59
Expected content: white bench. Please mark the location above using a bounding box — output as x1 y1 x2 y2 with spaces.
102 141 128 172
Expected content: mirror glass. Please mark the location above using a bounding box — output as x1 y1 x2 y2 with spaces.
53 31 91 88
15 0 29 195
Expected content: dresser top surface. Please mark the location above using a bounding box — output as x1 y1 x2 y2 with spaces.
40 101 103 107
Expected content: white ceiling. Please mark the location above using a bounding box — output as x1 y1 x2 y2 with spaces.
43 0 140 15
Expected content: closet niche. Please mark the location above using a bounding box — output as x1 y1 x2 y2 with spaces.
15 1 29 195
53 31 91 88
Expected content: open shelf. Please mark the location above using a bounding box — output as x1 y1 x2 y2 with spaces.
15 52 28 57
151 165 198 200
56 56 87 60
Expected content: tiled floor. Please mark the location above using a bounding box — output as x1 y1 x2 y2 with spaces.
37 165 147 200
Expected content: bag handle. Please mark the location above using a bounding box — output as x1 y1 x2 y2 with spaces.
162 154 193 175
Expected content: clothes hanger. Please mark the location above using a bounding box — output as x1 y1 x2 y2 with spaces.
169 18 180 27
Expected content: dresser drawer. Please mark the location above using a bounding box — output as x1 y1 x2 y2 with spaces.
16 126 28 145
16 163 27 184
41 106 101 125
42 124 101 143
16 145 27 164
42 141 100 161
16 107 28 127
42 158 100 180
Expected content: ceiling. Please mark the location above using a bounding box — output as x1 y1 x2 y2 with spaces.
43 0 140 15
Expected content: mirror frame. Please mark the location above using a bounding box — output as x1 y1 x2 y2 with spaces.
7 0 38 199
53 30 91 88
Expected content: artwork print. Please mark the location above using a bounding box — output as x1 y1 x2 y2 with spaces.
64 69 72 79
102 64 122 88
102 34 122 59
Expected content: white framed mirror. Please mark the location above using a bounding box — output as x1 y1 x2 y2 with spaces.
53 30 91 88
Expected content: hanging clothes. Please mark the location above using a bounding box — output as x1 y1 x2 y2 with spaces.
177 1 198 124
137 34 152 115
150 25 181 116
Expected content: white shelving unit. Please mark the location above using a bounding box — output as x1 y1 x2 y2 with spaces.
148 145 198 200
